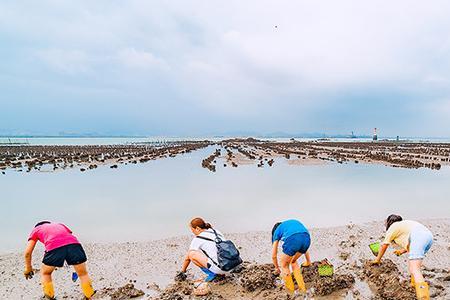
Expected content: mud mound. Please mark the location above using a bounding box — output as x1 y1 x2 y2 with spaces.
155 262 354 299
238 263 278 292
157 280 193 300
302 262 354 296
363 260 415 299
312 274 355 296
156 280 226 300
101 283 145 299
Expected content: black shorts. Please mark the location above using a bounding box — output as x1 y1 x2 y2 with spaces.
42 244 87 267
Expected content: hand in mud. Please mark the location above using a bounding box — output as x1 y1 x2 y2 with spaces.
273 267 280 276
393 249 405 256
24 268 34 280
370 259 381 266
175 271 187 282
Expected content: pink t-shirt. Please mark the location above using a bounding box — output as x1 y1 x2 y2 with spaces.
28 223 80 252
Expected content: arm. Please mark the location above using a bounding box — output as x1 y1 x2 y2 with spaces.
272 241 280 273
24 240 37 278
372 243 389 264
393 248 408 256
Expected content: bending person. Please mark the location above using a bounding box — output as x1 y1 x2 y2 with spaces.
178 217 229 282
272 219 311 294
372 214 432 300
24 221 95 300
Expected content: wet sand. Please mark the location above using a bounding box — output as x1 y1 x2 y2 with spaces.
1 219 448 299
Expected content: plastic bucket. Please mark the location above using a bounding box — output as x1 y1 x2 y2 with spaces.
369 242 380 256
318 264 334 277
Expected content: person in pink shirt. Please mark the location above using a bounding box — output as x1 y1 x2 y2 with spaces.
24 221 95 300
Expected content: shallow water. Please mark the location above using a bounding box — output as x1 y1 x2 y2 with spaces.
1 146 449 253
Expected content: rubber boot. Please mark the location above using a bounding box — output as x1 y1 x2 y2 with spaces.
293 268 306 292
42 281 55 299
415 281 430 300
282 274 295 294
81 280 95 299
410 275 415 288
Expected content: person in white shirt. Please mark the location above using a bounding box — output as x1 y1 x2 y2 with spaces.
177 217 229 282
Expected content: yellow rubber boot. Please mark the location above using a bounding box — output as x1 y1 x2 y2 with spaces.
81 280 95 299
415 281 430 300
42 281 55 299
282 274 295 294
410 275 415 288
293 268 306 292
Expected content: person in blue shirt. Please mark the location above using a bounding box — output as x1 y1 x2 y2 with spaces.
272 219 311 294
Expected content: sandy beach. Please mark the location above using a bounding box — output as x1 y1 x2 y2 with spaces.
1 219 449 299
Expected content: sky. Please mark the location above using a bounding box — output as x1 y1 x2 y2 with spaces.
1 0 450 137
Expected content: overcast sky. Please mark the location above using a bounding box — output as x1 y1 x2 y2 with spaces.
1 1 450 137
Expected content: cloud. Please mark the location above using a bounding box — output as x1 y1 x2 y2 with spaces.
36 49 91 74
117 48 169 71
1 0 450 136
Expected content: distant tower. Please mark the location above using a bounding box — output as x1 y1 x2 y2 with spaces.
373 128 378 141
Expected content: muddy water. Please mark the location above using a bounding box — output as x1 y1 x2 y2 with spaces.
1 146 449 253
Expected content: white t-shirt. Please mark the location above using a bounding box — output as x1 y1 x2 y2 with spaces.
189 228 227 274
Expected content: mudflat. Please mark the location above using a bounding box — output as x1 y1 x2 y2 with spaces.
1 219 449 299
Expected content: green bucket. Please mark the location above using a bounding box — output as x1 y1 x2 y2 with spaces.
318 264 334 277
369 242 380 256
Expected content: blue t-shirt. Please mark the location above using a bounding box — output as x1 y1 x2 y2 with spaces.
272 219 309 243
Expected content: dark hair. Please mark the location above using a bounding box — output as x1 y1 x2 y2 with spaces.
272 222 281 239
35 221 51 228
190 217 212 229
386 214 402 230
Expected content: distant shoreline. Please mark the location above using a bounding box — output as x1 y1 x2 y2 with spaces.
2 135 450 140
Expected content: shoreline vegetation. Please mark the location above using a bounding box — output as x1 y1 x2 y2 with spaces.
1 138 450 174
1 219 448 299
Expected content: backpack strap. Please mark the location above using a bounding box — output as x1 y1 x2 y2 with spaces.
195 235 214 242
195 231 221 269
201 249 220 269
211 228 223 243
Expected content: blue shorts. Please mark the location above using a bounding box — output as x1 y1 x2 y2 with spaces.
409 226 433 260
282 232 311 257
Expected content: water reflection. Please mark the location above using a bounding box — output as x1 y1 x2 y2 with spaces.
1 147 449 253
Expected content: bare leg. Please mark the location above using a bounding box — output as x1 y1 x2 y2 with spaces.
40 264 55 284
279 252 295 293
188 250 209 268
290 252 302 271
302 251 311 266
408 259 424 282
73 263 91 285
73 263 95 299
40 264 56 299
409 259 430 299
279 252 293 277
291 253 306 292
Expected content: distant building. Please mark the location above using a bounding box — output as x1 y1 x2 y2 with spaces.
373 128 378 141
